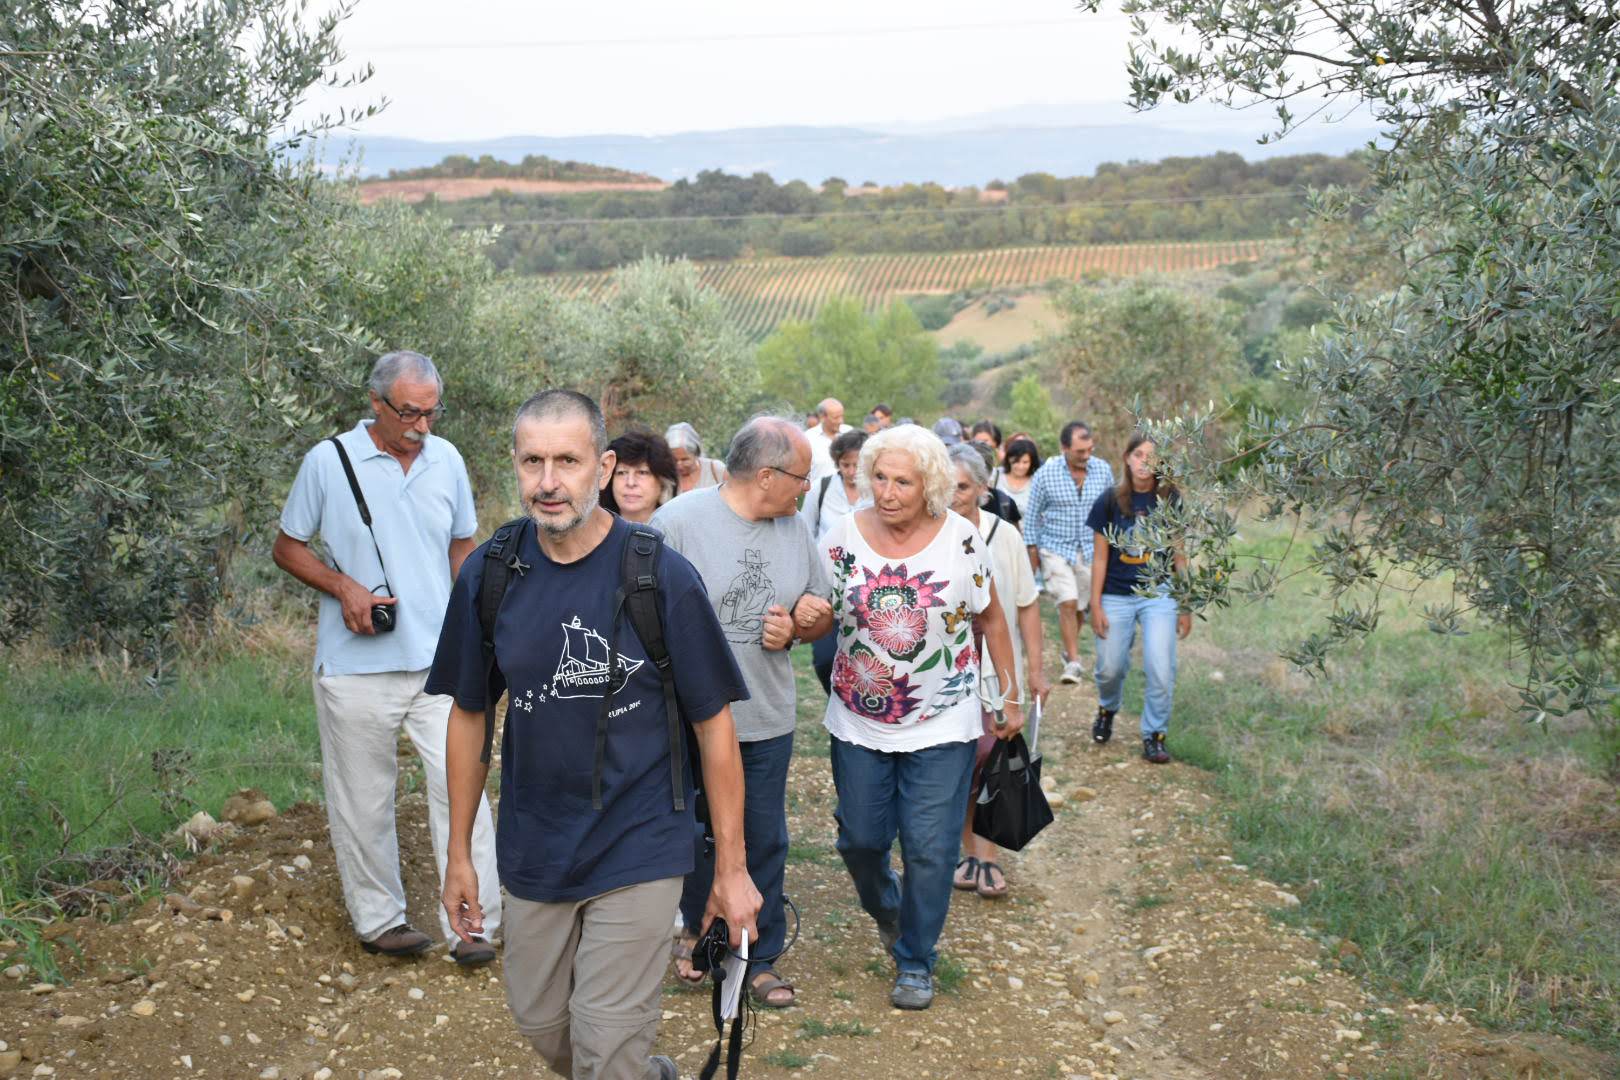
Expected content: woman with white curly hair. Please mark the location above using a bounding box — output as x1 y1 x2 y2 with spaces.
809 423 1023 1011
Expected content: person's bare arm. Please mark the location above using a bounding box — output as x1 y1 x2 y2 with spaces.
978 583 1024 740
271 529 393 635
691 705 763 948
441 702 490 943
1016 601 1048 703
449 535 477 581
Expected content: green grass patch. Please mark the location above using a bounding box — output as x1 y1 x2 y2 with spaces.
763 1050 811 1068
797 1018 874 1038
934 952 969 994
1174 517 1620 1051
0 652 321 906
786 842 836 866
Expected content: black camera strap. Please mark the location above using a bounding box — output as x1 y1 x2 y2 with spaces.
327 436 395 598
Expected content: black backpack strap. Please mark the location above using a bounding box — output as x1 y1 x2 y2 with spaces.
327 436 392 594
817 474 833 513
986 514 1001 545
614 525 689 814
476 517 532 765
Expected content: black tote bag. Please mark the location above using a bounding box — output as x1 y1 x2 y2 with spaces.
971 732 1053 851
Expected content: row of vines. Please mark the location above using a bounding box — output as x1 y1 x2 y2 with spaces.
544 239 1280 338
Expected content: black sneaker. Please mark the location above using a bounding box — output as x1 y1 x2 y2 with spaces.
1143 733 1170 764
1092 707 1115 744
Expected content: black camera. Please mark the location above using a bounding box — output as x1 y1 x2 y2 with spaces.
689 917 731 974
371 601 396 633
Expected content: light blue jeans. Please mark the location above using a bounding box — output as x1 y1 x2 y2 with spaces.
829 736 976 976
1094 593 1180 737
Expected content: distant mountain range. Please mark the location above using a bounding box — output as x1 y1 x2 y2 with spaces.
307 102 1382 188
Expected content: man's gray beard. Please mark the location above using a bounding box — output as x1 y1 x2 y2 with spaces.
530 484 601 538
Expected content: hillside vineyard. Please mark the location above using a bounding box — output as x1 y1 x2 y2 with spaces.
545 239 1280 339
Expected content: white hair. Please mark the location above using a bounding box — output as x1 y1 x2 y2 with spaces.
858 423 954 519
949 441 990 490
369 350 442 397
664 421 702 456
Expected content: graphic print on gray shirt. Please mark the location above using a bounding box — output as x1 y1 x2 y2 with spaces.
652 487 833 741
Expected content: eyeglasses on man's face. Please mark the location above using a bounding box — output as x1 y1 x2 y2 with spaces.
381 394 447 424
768 465 812 487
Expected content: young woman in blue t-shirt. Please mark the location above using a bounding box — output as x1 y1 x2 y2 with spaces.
1084 434 1193 763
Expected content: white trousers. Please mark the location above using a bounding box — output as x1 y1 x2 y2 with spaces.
312 669 502 942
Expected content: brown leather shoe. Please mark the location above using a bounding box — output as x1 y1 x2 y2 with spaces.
361 923 432 956
451 937 497 966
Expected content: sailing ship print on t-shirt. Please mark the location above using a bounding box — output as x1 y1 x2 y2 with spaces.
549 615 645 700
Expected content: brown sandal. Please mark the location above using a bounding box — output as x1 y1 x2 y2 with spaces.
670 933 706 986
748 967 797 1009
976 860 1009 898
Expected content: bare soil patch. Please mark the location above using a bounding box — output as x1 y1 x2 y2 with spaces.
1 687 1609 1078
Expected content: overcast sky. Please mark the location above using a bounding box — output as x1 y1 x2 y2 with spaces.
296 0 1154 139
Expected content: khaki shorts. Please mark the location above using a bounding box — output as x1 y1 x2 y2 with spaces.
1039 550 1093 609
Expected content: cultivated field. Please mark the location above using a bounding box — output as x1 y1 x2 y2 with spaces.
544 239 1281 339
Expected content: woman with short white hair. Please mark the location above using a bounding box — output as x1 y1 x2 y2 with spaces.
664 421 728 494
814 423 1023 1011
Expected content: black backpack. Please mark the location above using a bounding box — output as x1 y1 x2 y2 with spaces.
475 517 703 822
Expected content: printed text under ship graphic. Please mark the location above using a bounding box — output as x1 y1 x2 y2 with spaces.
551 615 644 699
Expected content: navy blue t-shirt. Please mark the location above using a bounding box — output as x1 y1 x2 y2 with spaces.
426 516 748 903
1086 489 1175 596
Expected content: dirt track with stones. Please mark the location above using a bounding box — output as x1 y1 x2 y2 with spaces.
1 684 1609 1079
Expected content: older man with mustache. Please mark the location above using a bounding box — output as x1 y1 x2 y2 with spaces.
272 350 502 964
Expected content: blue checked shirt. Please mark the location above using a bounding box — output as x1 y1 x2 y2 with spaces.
1022 454 1116 565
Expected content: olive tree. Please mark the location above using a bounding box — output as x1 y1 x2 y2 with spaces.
1079 0 1620 721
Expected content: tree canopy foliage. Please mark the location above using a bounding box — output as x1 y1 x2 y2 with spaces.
757 298 943 419
0 4 751 665
1048 278 1244 439
1085 0 1620 720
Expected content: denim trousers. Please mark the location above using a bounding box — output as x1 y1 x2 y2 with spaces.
679 731 793 978
829 735 976 976
1094 592 1180 737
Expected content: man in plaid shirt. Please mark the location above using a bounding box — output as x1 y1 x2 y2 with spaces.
1022 421 1115 687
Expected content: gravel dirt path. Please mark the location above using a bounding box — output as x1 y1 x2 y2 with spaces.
1 683 1609 1079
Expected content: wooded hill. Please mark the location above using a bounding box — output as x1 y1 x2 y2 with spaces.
424 151 1364 274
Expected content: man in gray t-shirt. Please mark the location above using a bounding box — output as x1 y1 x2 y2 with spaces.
651 417 833 1008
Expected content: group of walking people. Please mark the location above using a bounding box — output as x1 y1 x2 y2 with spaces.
272 354 1191 1080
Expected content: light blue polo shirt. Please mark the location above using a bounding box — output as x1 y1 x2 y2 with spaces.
280 419 478 676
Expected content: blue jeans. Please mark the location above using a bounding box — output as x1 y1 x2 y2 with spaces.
679 732 793 978
829 735 976 976
1094 592 1180 737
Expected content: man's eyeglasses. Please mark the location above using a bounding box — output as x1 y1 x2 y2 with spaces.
381 395 447 424
769 465 812 487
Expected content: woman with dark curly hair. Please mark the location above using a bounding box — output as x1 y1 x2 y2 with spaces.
600 429 678 524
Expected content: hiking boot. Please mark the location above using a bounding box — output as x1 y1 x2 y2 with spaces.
1143 733 1170 764
1059 658 1086 685
890 971 934 1010
360 923 432 957
651 1054 680 1080
451 937 497 966
1092 707 1116 744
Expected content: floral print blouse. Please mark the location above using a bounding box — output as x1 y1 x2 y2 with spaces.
820 509 994 752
